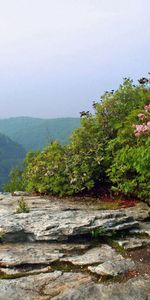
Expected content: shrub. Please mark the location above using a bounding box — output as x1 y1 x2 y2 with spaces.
16 197 30 213
107 104 150 201
107 141 150 201
5 77 150 200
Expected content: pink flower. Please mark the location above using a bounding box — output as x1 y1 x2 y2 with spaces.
133 104 150 137
144 104 150 111
134 123 150 136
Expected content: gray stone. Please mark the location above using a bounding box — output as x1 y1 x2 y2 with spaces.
53 276 150 300
61 245 119 265
0 195 139 243
13 191 31 196
116 237 150 250
0 271 91 300
0 242 89 267
130 222 150 236
124 202 150 221
88 257 135 276
1 195 150 300
1 272 150 300
0 266 52 276
0 243 64 267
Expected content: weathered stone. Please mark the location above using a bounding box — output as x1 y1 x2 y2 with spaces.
138 223 150 236
0 243 64 267
1 272 150 300
0 271 91 300
13 191 31 196
130 222 150 236
0 195 139 242
52 276 150 300
0 266 52 276
1 195 150 300
88 257 135 276
61 245 119 265
0 242 90 267
124 202 150 221
116 237 150 250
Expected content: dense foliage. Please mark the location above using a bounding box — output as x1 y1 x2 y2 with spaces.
0 133 25 190
108 103 150 200
5 79 150 202
0 117 80 150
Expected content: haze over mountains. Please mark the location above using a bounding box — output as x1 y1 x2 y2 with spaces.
0 117 80 151
0 117 80 189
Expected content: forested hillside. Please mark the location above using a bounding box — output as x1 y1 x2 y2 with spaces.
0 117 80 151
0 133 25 190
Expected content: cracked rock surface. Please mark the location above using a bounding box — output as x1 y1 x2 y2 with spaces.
1 194 150 300
0 195 139 242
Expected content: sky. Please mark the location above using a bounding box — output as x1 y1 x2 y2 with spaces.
0 0 149 118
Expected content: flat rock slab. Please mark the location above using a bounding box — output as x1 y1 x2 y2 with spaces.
1 195 150 300
131 222 150 237
61 245 119 265
2 195 150 244
124 202 150 221
0 271 91 300
0 242 90 267
88 257 135 276
52 276 150 300
0 266 52 276
0 195 139 242
2 271 150 300
116 237 150 250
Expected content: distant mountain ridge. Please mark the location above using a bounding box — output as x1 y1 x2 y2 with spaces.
0 117 80 151
0 132 26 190
0 117 80 190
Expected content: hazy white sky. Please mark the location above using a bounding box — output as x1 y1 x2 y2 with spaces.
0 0 149 118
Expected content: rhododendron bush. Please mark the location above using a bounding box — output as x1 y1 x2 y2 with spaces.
107 140 150 200
5 78 150 202
108 99 150 201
